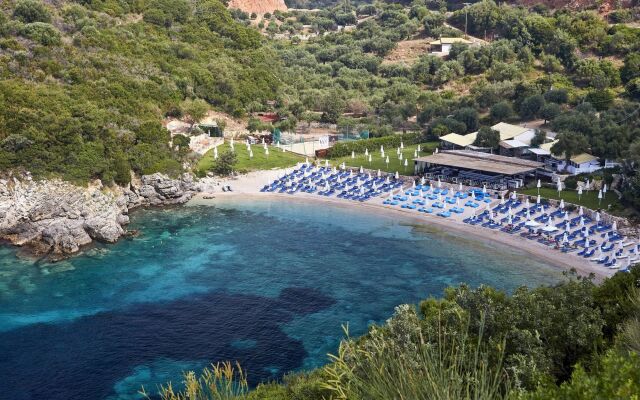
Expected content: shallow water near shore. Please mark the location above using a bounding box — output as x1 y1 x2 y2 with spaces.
0 197 564 399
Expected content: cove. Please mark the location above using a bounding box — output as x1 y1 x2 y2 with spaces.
0 197 565 399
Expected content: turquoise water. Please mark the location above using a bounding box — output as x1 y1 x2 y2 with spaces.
0 197 564 399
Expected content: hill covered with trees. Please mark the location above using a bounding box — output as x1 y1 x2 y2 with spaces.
0 0 280 184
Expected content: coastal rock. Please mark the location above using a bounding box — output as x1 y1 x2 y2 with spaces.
0 171 199 258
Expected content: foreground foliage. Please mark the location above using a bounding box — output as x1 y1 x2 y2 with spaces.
149 266 640 399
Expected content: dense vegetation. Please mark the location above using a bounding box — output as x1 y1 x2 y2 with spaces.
152 267 640 399
3 0 640 209
0 0 280 183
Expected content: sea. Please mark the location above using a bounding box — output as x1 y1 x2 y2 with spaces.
0 197 565 399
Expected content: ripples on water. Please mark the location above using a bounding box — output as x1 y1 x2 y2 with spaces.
0 197 564 399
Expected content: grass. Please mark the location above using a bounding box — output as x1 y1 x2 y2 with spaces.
325 142 439 175
521 187 621 211
197 143 304 174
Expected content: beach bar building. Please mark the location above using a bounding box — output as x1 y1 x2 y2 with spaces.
414 150 543 189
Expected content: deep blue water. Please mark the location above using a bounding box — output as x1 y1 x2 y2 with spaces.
0 197 565 399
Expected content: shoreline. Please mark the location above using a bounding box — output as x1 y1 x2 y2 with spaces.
190 190 614 281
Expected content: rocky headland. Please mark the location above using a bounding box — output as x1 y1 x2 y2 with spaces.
0 172 202 259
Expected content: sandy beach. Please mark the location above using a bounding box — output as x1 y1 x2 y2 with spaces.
192 168 616 280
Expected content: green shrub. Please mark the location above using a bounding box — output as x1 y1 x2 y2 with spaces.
20 22 60 45
13 0 51 23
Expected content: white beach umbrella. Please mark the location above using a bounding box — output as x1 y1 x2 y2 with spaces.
556 177 562 194
508 207 513 217
537 179 541 190
377 169 381 178
565 221 570 232
526 209 531 220
380 145 384 153
395 171 399 180
249 150 254 158
365 148 369 156
562 233 569 244
305 157 309 165
385 156 390 166
511 191 517 200
482 184 487 194
559 199 565 209
536 195 541 204
604 232 610 241
525 198 530 208
542 223 558 233
459 182 463 192
456 198 460 207
214 146 218 160
418 144 421 152
265 147 269 156
541 205 545 215
404 159 408 168
578 186 583 200
603 184 608 196
563 212 569 222
368 154 372 163
580 216 585 228
435 148 439 154
579 206 584 216
351 151 355 159
359 166 364 174
412 180 416 189
508 215 513 225
396 147 401 155
385 176 390 184
596 212 601 224
597 189 603 207
421 177 426 185
525 220 540 227
438 178 442 188
612 221 618 232
501 195 505 205
324 159 329 167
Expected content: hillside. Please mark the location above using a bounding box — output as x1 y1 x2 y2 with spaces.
0 0 280 184
228 0 287 14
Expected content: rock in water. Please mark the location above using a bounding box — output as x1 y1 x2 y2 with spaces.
0 172 199 258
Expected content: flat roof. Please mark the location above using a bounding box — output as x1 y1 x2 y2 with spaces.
491 122 531 140
539 140 558 152
430 37 472 45
500 139 528 149
440 132 477 147
415 150 543 176
529 148 550 156
570 153 598 164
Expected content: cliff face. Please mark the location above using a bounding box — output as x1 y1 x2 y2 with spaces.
0 173 199 259
228 0 287 14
